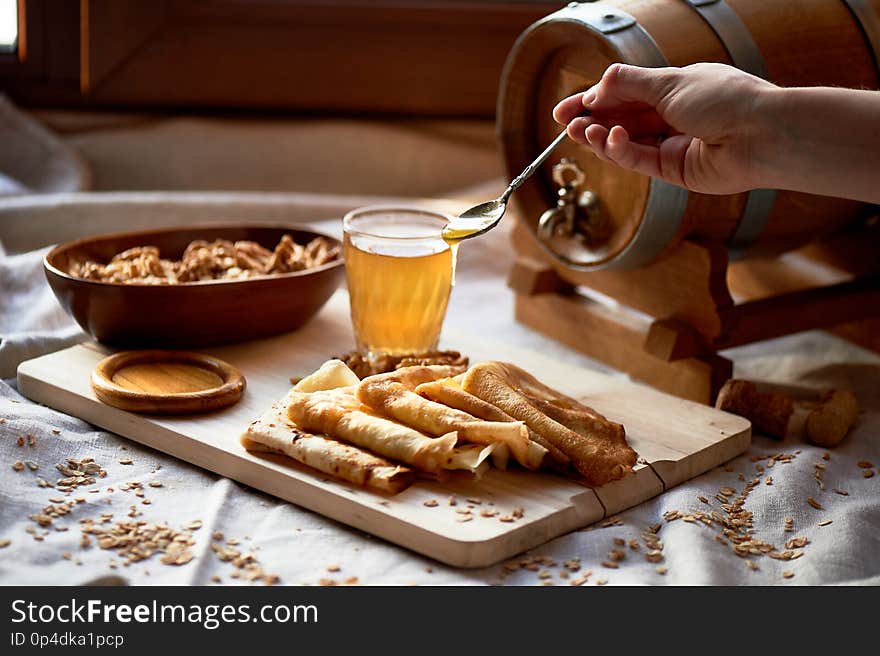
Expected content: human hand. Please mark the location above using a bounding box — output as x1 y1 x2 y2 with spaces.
553 62 778 195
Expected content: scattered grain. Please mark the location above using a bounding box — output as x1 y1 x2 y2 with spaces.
785 537 809 549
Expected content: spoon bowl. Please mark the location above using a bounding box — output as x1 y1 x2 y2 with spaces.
442 199 506 241
441 112 587 243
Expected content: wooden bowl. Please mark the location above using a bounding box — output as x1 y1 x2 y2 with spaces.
44 224 344 348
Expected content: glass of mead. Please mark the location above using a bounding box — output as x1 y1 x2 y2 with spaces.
342 206 455 358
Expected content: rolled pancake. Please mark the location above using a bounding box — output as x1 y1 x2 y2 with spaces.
286 388 457 473
294 359 360 392
358 370 544 470
461 362 637 486
241 402 416 494
415 378 569 468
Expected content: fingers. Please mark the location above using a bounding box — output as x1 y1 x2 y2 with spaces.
554 64 676 122
591 63 677 110
553 89 595 125
585 125 690 187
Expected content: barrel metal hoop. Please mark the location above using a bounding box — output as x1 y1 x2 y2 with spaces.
681 0 768 78
842 0 880 80
541 2 689 270
677 0 777 257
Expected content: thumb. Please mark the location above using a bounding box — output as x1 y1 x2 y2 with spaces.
587 63 677 111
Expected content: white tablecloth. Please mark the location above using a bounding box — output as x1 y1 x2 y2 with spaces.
1 196 879 586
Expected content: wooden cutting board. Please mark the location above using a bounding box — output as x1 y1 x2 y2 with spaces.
17 292 750 568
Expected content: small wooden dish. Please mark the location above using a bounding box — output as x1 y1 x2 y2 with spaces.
91 350 246 415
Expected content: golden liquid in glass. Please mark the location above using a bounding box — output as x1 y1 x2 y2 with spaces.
344 234 453 356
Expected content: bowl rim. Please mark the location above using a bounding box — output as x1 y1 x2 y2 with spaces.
44 221 344 289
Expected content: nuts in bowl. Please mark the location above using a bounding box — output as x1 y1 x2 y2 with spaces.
45 224 345 347
71 234 339 284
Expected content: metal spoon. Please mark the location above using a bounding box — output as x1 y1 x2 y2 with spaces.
442 112 588 242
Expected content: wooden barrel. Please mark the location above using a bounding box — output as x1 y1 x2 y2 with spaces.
498 0 880 270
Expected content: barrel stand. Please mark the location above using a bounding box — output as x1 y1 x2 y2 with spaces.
508 216 880 405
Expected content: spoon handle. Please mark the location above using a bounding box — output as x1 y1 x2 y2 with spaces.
501 111 590 202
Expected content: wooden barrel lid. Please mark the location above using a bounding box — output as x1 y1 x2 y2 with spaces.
91 350 246 415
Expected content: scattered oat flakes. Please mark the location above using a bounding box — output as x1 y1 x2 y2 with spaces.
806 496 823 510
862 470 875 479
655 566 667 575
447 495 457 506
422 499 438 508
479 509 497 518
833 489 849 496
698 495 709 504
16 436 24 447
645 550 664 563
211 575 222 583
765 476 773 486
28 435 36 447
595 578 608 586
785 537 810 549
818 519 833 527
613 537 625 546
51 429 61 435
326 565 340 572
600 560 618 569
857 461 873 469
782 570 794 579
119 458 133 465
148 481 163 488
0 539 10 548
498 515 514 523
456 516 473 523
11 461 24 472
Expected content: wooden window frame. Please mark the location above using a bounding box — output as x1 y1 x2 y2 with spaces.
1 0 559 117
